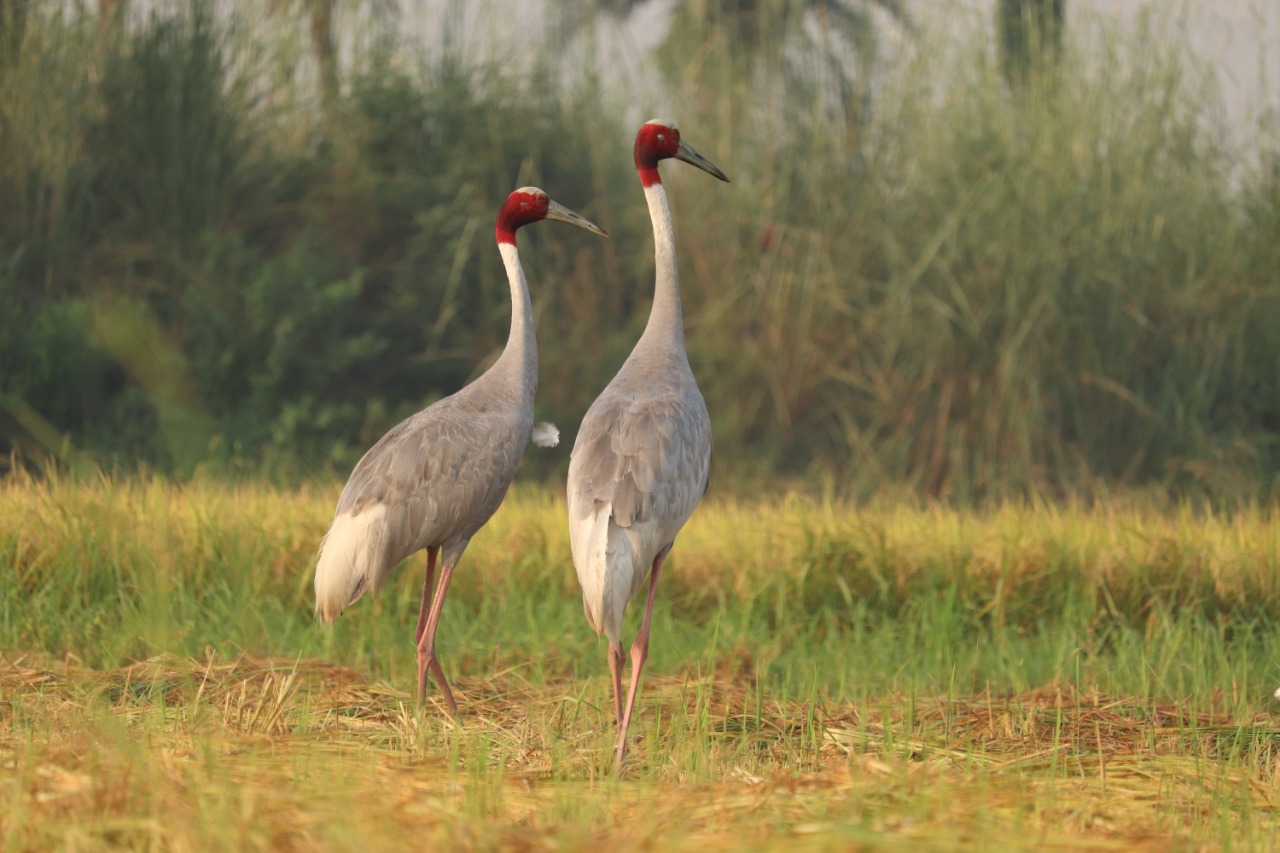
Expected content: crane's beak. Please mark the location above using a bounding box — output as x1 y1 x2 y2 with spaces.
675 139 731 183
545 200 609 238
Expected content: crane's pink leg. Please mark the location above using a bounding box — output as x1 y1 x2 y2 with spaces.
413 546 440 648
614 552 666 768
607 640 625 726
415 551 459 717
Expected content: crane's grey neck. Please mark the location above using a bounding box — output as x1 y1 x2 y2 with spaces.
491 241 537 396
637 182 686 355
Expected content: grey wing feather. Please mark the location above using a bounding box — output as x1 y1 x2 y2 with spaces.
570 384 711 531
337 403 523 561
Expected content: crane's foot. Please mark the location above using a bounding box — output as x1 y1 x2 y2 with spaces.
613 731 630 771
416 650 459 718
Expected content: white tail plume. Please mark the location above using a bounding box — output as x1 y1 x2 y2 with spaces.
570 502 648 644
313 505 388 622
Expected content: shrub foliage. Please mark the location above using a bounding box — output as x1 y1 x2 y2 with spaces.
0 1 1276 500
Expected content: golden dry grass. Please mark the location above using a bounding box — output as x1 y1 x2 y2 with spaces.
4 652 1279 851
3 478 1280 848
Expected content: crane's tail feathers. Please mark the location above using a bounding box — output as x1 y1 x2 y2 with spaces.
314 506 388 623
570 502 640 644
571 504 612 639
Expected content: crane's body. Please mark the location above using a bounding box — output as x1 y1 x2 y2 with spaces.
567 121 728 767
568 181 711 644
314 188 606 713
314 241 536 620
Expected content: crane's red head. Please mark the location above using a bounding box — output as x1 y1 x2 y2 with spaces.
633 119 731 188
494 186 608 246
495 187 552 245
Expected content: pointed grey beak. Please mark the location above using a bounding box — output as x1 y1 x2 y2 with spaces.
545 200 609 238
675 139 731 183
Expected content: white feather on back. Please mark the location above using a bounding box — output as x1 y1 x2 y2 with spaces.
314 505 388 622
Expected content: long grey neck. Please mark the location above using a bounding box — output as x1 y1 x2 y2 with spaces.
636 181 687 357
488 241 537 400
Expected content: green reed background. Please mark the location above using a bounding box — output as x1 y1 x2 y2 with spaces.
1 1 1276 501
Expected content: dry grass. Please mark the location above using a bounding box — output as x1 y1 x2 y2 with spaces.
4 653 1279 850
3 477 1280 848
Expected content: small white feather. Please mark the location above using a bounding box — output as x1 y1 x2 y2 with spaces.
531 422 559 448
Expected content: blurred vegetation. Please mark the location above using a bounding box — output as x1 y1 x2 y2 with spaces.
999 0 1063 86
0 0 1277 501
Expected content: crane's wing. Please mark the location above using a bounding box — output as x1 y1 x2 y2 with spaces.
316 390 530 620
336 404 525 557
567 387 711 533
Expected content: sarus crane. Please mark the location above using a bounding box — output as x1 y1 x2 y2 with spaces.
567 120 729 767
314 187 606 714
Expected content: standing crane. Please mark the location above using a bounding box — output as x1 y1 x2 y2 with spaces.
314 187 606 714
567 120 729 767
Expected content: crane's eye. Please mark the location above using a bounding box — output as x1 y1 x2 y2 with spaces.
537 194 547 204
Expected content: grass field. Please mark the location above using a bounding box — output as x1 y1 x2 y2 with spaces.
3 476 1280 849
